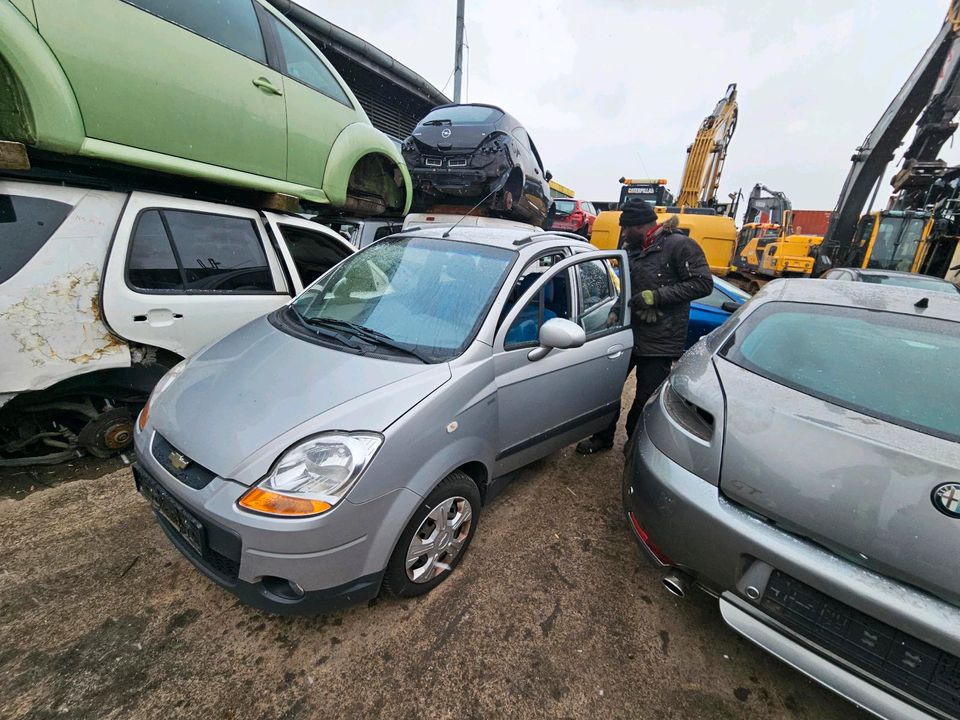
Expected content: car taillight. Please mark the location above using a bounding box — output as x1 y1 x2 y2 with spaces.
628 512 673 565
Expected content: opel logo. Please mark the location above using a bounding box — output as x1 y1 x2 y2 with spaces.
441 128 452 139
932 483 960 518
168 451 190 471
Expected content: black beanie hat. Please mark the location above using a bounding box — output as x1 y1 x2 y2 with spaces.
619 198 658 227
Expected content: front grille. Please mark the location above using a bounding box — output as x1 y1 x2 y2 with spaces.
761 571 960 718
151 433 215 490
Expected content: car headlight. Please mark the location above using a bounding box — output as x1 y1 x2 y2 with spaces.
238 433 383 517
138 360 187 431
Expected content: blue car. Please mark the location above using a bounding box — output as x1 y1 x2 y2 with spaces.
685 275 749 349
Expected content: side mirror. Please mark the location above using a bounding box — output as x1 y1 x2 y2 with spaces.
545 170 553 182
528 318 586 361
721 301 740 313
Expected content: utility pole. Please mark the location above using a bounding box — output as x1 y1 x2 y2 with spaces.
453 0 465 103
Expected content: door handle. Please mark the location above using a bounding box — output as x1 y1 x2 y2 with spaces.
252 77 283 96
606 343 624 360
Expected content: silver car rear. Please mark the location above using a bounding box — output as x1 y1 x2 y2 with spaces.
624 279 960 720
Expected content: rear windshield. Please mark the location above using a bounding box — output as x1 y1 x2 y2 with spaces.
553 200 576 215
420 106 503 125
721 302 960 441
859 273 960 295
0 194 72 284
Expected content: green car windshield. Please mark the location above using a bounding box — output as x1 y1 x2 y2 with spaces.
290 236 516 362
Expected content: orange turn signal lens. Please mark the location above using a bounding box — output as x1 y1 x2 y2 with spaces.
238 487 331 517
138 401 150 431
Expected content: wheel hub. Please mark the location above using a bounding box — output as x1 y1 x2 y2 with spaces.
405 496 473 584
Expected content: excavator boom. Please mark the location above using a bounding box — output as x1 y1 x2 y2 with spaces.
676 83 738 209
820 1 960 268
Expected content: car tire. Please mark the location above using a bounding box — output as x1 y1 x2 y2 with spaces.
382 471 481 598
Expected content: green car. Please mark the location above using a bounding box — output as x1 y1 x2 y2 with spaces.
0 0 411 214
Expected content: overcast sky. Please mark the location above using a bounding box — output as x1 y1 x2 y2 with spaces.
304 0 955 216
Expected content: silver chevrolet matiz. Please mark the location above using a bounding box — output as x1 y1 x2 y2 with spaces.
624 279 960 720
134 226 631 614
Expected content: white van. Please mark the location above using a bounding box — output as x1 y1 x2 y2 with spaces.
1 180 354 463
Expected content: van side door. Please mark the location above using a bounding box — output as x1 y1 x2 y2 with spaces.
102 194 290 358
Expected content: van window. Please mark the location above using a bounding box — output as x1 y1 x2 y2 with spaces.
126 0 266 63
127 209 275 293
0 194 72 284
268 16 350 106
128 210 182 290
277 225 351 288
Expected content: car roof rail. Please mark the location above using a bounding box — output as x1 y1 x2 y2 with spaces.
513 230 592 246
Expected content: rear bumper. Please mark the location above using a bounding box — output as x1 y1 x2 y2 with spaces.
623 431 960 719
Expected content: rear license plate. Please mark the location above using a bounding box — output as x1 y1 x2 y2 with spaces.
135 465 204 555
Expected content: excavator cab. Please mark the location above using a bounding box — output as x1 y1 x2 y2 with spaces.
849 211 933 271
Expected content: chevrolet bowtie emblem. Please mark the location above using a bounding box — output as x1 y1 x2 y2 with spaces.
168 451 190 471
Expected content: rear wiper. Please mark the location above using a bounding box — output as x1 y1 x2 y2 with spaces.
287 308 363 350
312 319 431 363
422 119 452 126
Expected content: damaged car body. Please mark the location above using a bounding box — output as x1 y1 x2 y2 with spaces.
623 279 960 720
0 179 354 465
402 104 553 227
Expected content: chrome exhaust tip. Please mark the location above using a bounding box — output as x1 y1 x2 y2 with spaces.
662 570 693 599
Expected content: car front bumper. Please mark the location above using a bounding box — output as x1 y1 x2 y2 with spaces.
623 430 960 720
133 427 418 615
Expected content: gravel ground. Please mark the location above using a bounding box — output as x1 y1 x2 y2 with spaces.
0 402 863 720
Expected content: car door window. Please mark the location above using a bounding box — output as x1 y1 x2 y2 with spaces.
278 224 352 287
576 259 623 338
125 0 266 62
527 134 546 172
127 209 276 293
696 284 734 309
267 16 351 106
128 210 183 290
504 253 572 349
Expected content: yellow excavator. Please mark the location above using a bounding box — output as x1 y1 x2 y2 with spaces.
817 0 960 278
591 84 740 276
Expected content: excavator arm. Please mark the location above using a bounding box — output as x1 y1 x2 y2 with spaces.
675 83 738 209
819 1 960 269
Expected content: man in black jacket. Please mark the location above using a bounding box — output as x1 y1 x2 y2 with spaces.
577 198 713 454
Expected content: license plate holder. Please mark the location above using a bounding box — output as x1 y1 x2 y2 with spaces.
135 465 205 555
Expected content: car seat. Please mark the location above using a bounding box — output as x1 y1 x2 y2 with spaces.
505 276 559 346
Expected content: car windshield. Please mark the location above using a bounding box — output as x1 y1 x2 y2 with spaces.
721 302 960 441
289 236 516 362
553 200 575 216
420 106 503 125
859 273 960 295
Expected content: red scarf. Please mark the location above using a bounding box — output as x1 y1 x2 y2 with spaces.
642 223 662 251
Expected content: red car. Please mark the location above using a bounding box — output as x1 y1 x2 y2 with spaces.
549 199 598 237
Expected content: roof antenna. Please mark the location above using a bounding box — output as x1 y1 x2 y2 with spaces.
915 297 930 309
442 186 503 238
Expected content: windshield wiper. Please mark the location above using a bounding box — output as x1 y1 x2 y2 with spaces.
310 319 432 363
287 307 363 350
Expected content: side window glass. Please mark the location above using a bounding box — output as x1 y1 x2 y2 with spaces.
576 259 623 338
527 134 546 171
269 17 351 106
504 256 573 349
164 211 274 292
697 285 732 309
126 0 266 63
128 210 183 291
0 194 72 284
279 225 351 287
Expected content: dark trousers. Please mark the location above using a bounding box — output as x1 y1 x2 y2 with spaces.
593 354 675 445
